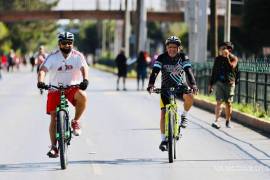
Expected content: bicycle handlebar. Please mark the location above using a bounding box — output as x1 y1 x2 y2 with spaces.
42 84 80 90
152 87 192 94
152 87 178 94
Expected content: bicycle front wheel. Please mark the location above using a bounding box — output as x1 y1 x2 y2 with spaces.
57 110 68 169
168 111 174 163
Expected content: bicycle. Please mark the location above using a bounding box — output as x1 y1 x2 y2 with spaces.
152 87 184 163
41 83 79 169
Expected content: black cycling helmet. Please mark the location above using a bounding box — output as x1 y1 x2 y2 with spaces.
165 36 181 46
58 31 74 42
219 41 234 50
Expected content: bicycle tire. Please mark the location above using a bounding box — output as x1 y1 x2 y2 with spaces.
57 110 68 169
174 112 177 160
168 111 174 163
174 137 177 159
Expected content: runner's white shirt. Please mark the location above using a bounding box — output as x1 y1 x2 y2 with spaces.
42 49 88 86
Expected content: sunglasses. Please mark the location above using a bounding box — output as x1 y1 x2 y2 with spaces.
221 46 232 51
60 41 73 45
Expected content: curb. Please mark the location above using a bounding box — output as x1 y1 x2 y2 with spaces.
193 98 270 134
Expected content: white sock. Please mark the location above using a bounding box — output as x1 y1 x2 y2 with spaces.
182 110 188 116
161 134 166 141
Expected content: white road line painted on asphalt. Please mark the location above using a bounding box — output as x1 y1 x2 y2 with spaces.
85 138 103 175
103 91 119 95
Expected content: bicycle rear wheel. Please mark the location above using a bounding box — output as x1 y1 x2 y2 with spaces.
168 111 174 163
57 110 68 169
174 112 178 160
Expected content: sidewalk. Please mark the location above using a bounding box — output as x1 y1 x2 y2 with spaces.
193 98 270 134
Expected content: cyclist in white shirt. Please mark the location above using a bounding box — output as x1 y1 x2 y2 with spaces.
37 32 89 158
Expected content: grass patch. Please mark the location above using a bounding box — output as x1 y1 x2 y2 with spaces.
196 94 270 122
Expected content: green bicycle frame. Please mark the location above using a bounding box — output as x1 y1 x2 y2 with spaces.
56 92 70 140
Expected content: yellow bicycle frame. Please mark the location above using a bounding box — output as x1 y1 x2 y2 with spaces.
164 101 179 139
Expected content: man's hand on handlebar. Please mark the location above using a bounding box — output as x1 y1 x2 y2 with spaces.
147 84 155 94
190 84 199 95
79 79 89 90
37 82 47 89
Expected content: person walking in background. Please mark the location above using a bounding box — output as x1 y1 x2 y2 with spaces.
36 45 47 73
1 53 7 70
209 42 239 129
36 45 48 95
115 49 127 91
136 51 148 91
7 49 15 72
30 54 36 72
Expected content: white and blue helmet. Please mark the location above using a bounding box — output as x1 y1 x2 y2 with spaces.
58 32 74 42
165 36 181 46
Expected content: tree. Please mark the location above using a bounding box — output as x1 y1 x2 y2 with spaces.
243 0 270 55
76 21 99 55
147 22 164 53
0 0 59 54
0 22 10 53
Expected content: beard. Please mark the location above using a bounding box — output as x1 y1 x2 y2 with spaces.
60 47 72 54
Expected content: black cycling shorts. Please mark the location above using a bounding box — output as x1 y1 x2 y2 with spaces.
160 83 190 109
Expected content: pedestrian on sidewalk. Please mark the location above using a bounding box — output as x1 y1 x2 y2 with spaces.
115 49 127 91
209 42 239 129
136 51 148 91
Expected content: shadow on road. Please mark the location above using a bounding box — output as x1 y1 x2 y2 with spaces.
87 88 147 93
130 128 159 131
0 162 59 172
189 115 270 169
70 158 166 165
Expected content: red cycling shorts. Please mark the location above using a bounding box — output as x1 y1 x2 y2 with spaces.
46 87 79 114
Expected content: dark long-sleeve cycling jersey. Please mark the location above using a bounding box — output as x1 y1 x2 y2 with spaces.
148 52 196 88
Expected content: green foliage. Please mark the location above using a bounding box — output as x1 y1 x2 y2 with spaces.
0 0 59 10
0 22 10 53
76 21 99 55
98 57 115 67
243 0 270 54
0 0 59 54
167 22 188 39
6 21 58 54
196 94 270 121
0 22 8 38
147 22 164 42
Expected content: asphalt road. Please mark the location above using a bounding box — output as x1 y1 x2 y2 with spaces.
0 66 269 180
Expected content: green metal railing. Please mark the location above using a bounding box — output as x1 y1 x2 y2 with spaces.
193 59 270 112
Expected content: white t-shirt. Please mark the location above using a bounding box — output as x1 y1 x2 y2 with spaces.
42 49 88 86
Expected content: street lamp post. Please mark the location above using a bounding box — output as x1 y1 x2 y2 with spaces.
136 0 147 54
224 0 231 42
124 0 130 57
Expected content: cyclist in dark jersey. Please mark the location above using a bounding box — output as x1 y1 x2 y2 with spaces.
147 36 198 151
